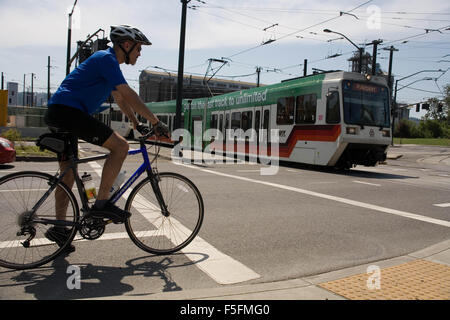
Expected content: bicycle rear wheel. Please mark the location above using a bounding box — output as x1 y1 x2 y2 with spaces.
125 172 204 254
0 171 79 269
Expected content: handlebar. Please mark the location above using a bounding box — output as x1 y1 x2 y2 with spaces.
136 124 169 140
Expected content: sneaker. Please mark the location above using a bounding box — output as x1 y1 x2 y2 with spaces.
44 226 76 253
89 202 131 224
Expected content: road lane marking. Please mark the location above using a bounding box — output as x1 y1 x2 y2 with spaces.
179 164 450 228
86 162 261 284
353 180 381 187
433 203 450 208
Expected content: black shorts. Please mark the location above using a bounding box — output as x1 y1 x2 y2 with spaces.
45 104 114 161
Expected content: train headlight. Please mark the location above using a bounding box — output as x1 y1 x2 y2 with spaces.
381 129 391 137
346 127 358 135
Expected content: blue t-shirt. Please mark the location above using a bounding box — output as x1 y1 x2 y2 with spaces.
49 47 127 114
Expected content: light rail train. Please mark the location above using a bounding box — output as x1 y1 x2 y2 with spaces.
98 71 391 169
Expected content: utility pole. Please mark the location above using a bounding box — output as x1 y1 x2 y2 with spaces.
383 46 398 92
31 73 34 107
256 67 262 87
23 74 25 106
303 59 307 77
175 0 191 130
66 0 78 75
47 56 51 102
368 39 383 75
382 46 398 146
1 72 4 90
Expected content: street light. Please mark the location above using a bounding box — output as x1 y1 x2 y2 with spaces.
66 0 78 76
391 69 444 145
175 0 191 131
323 28 363 73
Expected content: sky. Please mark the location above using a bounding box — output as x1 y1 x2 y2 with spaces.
1 0 449 119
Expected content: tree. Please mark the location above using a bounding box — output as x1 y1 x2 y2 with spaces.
424 97 448 121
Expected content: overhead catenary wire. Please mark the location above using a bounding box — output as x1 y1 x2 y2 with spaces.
214 0 376 59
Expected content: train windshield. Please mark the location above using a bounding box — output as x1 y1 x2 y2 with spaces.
342 80 390 128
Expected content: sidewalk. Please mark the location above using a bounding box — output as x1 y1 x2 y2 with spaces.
104 239 450 300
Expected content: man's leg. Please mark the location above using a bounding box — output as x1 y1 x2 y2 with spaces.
55 160 75 220
96 132 129 201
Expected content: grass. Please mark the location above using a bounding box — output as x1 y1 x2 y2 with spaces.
394 138 450 147
14 143 56 158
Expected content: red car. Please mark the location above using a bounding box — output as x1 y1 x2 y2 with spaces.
0 137 16 164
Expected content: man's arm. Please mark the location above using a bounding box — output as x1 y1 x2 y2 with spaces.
111 90 139 129
114 84 159 126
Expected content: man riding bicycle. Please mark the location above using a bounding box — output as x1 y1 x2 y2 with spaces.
44 25 168 252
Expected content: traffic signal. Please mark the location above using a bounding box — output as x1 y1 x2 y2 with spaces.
93 38 110 52
77 41 92 64
437 103 443 113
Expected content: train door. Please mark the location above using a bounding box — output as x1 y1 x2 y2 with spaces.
254 106 270 142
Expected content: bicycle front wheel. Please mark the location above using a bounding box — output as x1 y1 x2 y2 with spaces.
0 171 79 270
125 172 204 254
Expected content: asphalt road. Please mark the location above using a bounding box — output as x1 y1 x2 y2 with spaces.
0 143 448 299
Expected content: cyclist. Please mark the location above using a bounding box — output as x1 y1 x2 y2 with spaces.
44 25 168 252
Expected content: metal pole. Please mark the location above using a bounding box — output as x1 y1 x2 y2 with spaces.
256 67 261 87
1 72 3 90
47 56 51 102
370 40 383 75
31 73 34 107
383 46 398 91
390 69 443 146
358 48 363 73
391 79 399 146
303 59 307 76
175 0 191 130
23 74 25 106
66 0 78 76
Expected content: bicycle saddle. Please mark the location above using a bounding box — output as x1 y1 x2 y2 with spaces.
36 128 74 154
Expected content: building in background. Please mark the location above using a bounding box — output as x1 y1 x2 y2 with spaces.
7 82 18 107
139 70 259 103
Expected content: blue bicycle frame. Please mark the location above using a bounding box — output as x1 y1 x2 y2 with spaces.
50 135 169 218
108 141 153 203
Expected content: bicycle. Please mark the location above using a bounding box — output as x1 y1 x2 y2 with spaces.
0 126 204 270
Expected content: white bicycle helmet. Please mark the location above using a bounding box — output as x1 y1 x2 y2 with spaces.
110 25 152 45
110 25 151 64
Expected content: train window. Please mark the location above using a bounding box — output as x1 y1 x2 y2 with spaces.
210 114 218 129
263 110 270 130
138 114 147 124
231 112 241 130
158 115 168 125
255 110 261 134
326 91 340 124
242 111 253 131
296 94 317 124
219 114 224 133
276 97 295 125
225 113 230 130
111 110 123 122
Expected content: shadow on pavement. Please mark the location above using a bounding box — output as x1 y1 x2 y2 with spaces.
0 251 208 300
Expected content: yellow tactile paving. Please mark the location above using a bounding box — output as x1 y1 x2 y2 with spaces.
319 260 450 300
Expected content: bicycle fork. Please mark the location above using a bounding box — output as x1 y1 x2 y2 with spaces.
148 169 170 217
